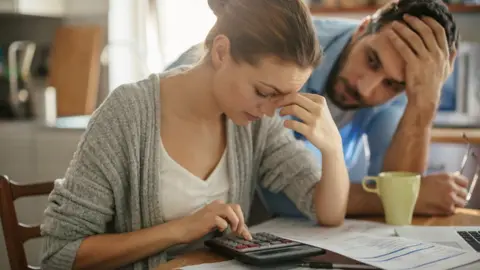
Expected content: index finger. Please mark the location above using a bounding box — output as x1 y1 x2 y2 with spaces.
301 93 326 104
453 172 469 188
275 93 318 112
240 226 252 241
230 204 252 240
422 16 449 55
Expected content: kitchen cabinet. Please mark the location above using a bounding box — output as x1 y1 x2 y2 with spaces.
0 0 65 17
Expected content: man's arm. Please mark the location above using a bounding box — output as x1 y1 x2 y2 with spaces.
346 100 406 216
382 15 457 173
382 104 435 173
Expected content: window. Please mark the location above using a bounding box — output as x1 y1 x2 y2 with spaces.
108 0 215 92
157 0 216 70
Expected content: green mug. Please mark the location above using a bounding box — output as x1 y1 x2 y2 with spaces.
362 172 421 225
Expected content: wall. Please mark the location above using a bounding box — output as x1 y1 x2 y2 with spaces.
312 12 480 43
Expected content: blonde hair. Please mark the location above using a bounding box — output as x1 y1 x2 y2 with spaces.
205 0 322 68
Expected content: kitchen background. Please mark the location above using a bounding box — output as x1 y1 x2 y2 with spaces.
0 0 479 269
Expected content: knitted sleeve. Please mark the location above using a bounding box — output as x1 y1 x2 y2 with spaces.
39 86 134 270
256 114 322 221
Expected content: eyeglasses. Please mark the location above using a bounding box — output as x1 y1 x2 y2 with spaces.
459 133 480 202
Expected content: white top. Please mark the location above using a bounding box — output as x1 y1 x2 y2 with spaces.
160 141 230 221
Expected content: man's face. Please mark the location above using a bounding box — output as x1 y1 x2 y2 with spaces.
328 22 407 110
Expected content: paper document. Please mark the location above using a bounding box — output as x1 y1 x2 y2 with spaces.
180 260 307 269
181 218 480 269
258 219 480 270
251 217 396 238
313 232 479 270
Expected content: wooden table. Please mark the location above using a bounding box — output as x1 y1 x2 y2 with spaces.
155 208 480 270
431 128 480 144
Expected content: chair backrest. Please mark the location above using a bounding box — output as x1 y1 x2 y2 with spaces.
0 175 54 270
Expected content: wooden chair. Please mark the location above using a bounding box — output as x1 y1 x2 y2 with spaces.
0 175 54 270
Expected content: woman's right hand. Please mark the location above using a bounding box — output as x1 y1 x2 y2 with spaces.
176 200 252 244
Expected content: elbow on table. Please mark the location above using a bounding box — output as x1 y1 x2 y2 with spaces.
312 186 348 227
314 205 347 227
316 214 345 227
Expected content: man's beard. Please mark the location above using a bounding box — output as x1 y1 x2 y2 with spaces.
325 44 368 111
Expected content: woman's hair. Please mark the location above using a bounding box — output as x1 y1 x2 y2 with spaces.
204 0 322 69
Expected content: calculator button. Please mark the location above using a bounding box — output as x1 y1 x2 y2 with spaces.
210 232 301 253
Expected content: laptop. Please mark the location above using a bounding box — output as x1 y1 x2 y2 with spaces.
396 134 480 252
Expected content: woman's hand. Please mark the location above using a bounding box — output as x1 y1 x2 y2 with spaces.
276 93 342 154
176 200 252 244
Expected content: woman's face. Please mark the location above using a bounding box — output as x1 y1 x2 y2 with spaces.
210 36 312 126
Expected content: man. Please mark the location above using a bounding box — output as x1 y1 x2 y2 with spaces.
165 0 469 217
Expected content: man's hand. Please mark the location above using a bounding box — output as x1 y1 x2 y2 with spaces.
415 172 469 216
388 14 456 112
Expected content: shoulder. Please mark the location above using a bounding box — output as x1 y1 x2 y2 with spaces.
311 17 360 47
87 73 160 133
104 74 159 111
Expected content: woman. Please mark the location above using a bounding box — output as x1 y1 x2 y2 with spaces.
40 0 350 269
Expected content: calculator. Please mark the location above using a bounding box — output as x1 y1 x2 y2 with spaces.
204 232 325 266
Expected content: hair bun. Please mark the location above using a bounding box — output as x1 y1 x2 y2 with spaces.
208 0 228 17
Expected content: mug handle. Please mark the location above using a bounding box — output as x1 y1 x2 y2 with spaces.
362 176 380 194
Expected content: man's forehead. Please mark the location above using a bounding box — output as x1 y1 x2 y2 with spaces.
367 28 406 84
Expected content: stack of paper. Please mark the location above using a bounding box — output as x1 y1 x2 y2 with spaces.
181 218 480 270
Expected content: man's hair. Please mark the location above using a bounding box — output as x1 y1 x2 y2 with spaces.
368 0 459 52
204 0 322 68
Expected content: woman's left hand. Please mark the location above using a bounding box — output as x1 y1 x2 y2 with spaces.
275 93 342 154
